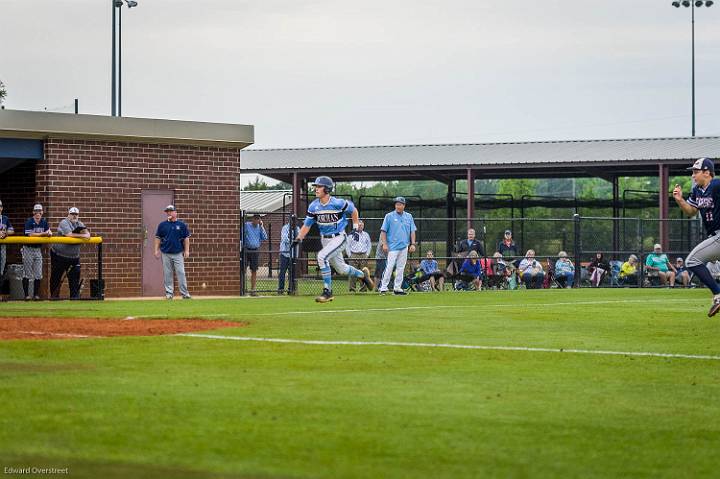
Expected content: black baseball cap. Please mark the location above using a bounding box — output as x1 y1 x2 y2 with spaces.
687 157 715 173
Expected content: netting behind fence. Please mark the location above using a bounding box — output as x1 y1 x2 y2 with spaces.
239 212 705 296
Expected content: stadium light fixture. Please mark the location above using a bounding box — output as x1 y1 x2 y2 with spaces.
671 0 714 137
111 0 139 117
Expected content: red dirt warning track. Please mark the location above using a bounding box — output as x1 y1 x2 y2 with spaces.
0 317 243 340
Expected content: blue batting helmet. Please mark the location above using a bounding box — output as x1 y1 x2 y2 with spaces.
312 176 335 193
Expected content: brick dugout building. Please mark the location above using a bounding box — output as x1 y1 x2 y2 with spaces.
0 110 253 298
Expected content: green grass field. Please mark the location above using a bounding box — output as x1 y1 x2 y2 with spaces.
1 289 719 478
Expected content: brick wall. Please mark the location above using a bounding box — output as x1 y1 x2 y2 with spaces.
31 139 242 297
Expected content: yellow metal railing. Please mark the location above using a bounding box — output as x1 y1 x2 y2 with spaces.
0 236 103 245
0 236 105 300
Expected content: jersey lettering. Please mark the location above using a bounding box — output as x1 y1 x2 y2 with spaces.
689 178 720 235
304 197 356 236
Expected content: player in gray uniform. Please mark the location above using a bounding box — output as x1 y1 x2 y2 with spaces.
23 204 52 300
673 157 720 317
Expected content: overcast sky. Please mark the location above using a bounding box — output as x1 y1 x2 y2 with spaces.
2 1 719 158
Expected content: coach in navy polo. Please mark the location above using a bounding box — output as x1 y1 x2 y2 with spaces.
154 205 192 299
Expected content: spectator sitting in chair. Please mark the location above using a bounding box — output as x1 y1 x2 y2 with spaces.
415 250 445 291
456 250 482 291
618 254 640 286
588 252 610 287
645 244 676 287
674 257 691 288
554 251 575 288
518 249 545 289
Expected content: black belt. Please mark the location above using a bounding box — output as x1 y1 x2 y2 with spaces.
322 233 345 239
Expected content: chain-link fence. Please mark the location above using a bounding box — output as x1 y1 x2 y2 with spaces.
240 212 706 296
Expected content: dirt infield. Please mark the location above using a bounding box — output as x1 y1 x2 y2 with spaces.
0 317 244 340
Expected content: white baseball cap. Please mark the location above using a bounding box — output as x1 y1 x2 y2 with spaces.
69 207 80 214
33 204 43 211
653 243 662 250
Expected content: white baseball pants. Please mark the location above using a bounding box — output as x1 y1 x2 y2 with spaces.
380 248 408 292
318 234 351 274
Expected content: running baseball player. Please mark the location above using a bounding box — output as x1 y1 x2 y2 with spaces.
293 176 374 303
673 157 720 317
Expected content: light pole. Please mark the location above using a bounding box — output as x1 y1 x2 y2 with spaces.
111 0 138 117
671 0 714 137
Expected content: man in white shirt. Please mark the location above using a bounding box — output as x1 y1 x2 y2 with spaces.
346 221 372 292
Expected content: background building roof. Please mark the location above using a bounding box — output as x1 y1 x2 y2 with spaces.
241 136 720 182
240 190 292 213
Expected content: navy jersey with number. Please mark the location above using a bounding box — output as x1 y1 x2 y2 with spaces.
687 178 720 235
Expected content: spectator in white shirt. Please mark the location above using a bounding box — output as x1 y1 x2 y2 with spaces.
346 221 372 292
519 249 545 289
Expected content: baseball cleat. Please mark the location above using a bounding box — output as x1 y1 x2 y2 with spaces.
393 290 407 296
709 295 720 317
361 267 375 291
315 288 334 303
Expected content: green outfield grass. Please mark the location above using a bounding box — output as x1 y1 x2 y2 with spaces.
1 289 719 478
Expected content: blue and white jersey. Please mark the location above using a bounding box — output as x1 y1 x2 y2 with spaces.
304 196 355 236
687 178 720 235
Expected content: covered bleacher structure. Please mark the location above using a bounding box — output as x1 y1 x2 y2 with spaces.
241 136 720 250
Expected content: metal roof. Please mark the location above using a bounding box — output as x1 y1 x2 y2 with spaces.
240 136 720 182
239 190 292 213
0 109 254 148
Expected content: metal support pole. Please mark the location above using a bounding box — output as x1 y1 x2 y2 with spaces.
639 218 645 288
240 210 245 296
292 173 301 217
118 5 122 117
290 214 297 295
612 176 620 253
692 2 696 137
74 98 79 114
446 179 456 258
111 0 116 116
466 168 475 230
659 164 670 249
97 242 104 299
573 214 581 288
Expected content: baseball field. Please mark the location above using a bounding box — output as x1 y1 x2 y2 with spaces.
1 288 719 478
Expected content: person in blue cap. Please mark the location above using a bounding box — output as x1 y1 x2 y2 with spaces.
673 157 720 316
293 176 374 303
378 196 417 295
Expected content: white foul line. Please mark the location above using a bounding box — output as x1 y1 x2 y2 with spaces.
248 298 696 316
261 306 467 316
178 334 720 361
